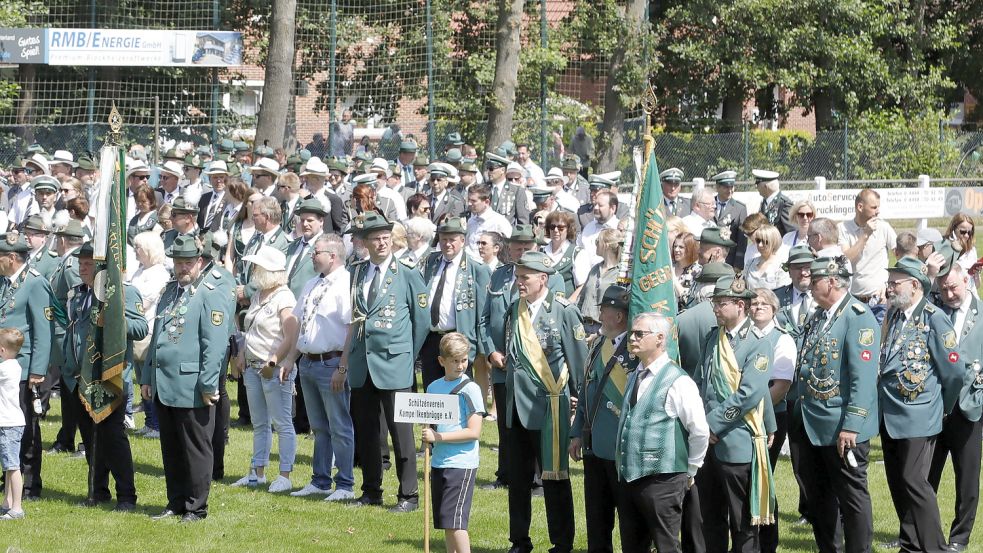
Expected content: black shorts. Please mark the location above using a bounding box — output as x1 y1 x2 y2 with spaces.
431 466 477 530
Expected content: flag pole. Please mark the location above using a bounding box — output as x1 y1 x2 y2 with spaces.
618 84 658 286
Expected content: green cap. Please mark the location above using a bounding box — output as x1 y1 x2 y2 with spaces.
184 154 204 169
712 275 755 299
446 132 464 146
413 154 430 167
77 155 97 171
163 148 182 161
888 256 931 291
233 140 250 153
809 256 852 279
0 232 30 253
218 138 235 152
459 161 478 173
696 262 735 284
295 198 327 217
507 224 538 243
73 242 95 258
166 235 203 259
31 175 59 193
170 197 199 214
530 186 554 201
513 251 556 275
443 148 463 165
55 220 86 238
499 140 518 157
348 211 394 237
935 241 962 279
700 227 736 248
561 154 581 171
598 285 629 310
21 215 49 234
784 244 816 269
399 140 418 153
436 217 467 236
254 145 276 159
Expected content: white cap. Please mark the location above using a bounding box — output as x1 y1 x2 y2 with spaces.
158 160 184 178
242 246 287 272
25 153 50 176
916 228 943 247
300 157 328 177
125 160 150 178
505 162 525 176
752 169 780 182
546 167 564 181
203 160 229 175
352 172 378 185
51 150 77 167
250 157 281 175
369 157 391 177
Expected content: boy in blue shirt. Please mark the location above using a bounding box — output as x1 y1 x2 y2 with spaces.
422 332 485 553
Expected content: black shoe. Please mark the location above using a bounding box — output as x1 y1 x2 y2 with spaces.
180 512 205 523
350 495 383 507
531 485 545 497
879 539 901 549
507 546 533 553
388 499 418 513
151 509 180 520
480 480 508 490
114 502 137 512
45 444 72 454
948 543 967 553
78 497 110 507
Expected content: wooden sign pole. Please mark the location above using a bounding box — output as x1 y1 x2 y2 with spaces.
423 439 431 553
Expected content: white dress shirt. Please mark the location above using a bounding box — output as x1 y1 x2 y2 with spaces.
761 321 797 381
526 291 548 321
579 216 619 260
429 251 463 331
294 266 352 353
951 293 972 343
466 208 512 257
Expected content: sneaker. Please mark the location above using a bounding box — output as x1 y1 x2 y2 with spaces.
290 484 331 497
268 476 292 493
0 510 25 520
325 489 355 502
231 472 266 487
124 415 136 430
143 429 160 439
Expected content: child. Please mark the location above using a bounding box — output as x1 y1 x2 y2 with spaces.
422 333 484 553
0 327 26 520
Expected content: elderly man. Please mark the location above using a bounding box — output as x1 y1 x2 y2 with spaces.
49 150 76 181
754 170 792 236
140 236 234 522
250 157 280 197
368 158 407 221
618 311 709 553
236 197 290 302
504 251 587 553
660 168 689 217
682 187 717 237
880 256 962 553
276 172 303 235
428 163 466 223
197 161 229 231
790 256 879 553
158 160 185 205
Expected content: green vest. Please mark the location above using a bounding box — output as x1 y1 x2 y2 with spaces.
616 361 690 482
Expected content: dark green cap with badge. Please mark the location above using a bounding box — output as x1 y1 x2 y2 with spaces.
784 244 815 269
77 154 97 171
72 242 94 258
55 220 86 238
459 160 478 173
399 140 418 153
218 138 235 153
696 262 735 284
444 148 463 165
184 154 204 169
809 256 852 279
436 217 467 236
295 198 327 218
446 132 464 146
561 154 581 171
507 224 538 243
712 275 756 299
166 235 203 259
889 255 931 291
700 227 736 248
200 232 221 260
514 251 556 275
598 285 629 311
935 240 962 279
348 211 394 237
0 232 30 253
171 197 199 214
22 215 49 234
413 154 430 167
233 140 250 153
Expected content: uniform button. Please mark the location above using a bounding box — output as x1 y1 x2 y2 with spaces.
800 396 804 400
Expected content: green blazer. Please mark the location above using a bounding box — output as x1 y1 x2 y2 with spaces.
141 277 234 408
28 245 59 280
505 291 588 430
879 297 963 439
239 226 292 296
1 266 57 380
677 300 715 377
952 296 983 422
422 251 493 360
540 242 581 297
285 234 321 299
792 296 880 446
571 334 634 460
347 256 430 390
48 249 81 369
693 318 771 464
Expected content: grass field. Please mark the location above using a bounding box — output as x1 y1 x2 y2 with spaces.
0 385 978 553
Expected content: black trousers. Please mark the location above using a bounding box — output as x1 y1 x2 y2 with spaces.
212 359 230 480
681 482 705 553
695 446 757 553
293 355 310 435
235 376 251 424
787 409 813 522
507 408 574 553
77 403 137 504
760 409 789 553
155 397 215 517
618 472 689 553
790 421 873 553
54 375 80 451
493 382 510 484
350 373 417 501
928 408 982 546
18 381 43 498
881 426 947 553
583 454 619 553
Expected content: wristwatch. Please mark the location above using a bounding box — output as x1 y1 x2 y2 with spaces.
337 365 348 374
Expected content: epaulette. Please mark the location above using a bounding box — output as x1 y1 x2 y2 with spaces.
203 282 215 290
28 268 40 277
212 269 222 278
554 295 570 306
924 303 936 314
47 250 57 257
399 256 418 268
850 303 866 314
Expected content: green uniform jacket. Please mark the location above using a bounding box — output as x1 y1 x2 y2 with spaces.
1 266 57 381
792 296 879 446
571 334 634 460
951 296 983 422
347 256 430 390
48 249 81 369
540 242 581 297
285 233 321 299
28 245 59 280
141 278 234 408
677 300 716 377
693 318 771 464
239 227 291 297
422 252 493 360
484 263 566 385
63 283 149 392
504 291 588 430
879 297 963 439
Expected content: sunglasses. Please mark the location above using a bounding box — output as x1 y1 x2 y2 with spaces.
628 330 653 340
60 188 75 193
958 229 973 236
797 212 815 218
549 224 567 230
506 176 523 182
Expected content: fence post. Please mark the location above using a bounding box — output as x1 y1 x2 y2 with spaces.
814 176 826 191
328 0 338 125
425 0 436 158
538 0 548 167
917 174 930 231
842 118 849 181
742 120 750 180
939 118 945 168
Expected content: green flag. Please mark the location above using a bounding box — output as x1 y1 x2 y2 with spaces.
628 146 679 361
79 147 128 423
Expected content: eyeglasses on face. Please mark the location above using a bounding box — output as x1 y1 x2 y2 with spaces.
628 330 653 340
797 212 815 219
958 228 973 236
548 224 566 230
886 278 915 289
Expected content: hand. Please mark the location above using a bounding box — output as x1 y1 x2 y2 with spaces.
925 251 946 279
28 374 44 386
330 368 347 392
232 356 244 378
864 218 878 236
767 433 775 448
201 391 219 406
278 361 294 383
569 396 578 411
708 432 719 445
422 428 437 444
140 384 151 401
568 437 583 462
837 430 858 458
488 352 506 369
235 285 246 302
688 476 696 489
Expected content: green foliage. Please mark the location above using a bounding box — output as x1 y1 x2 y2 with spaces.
848 110 960 180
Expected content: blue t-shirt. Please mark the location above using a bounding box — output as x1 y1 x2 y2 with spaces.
426 375 484 469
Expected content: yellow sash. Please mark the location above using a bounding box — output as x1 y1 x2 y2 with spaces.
601 339 628 395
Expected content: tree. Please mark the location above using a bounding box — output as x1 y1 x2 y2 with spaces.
254 0 297 148
485 0 524 151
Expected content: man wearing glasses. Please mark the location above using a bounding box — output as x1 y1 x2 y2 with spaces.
428 163 465 223
125 161 158 218
682 187 718 237
838 189 897 323
879 256 962 553
4 160 38 228
484 152 530 226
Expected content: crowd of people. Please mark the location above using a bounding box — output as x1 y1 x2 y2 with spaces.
0 132 978 553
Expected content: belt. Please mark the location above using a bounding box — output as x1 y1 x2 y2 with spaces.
303 351 343 362
429 329 456 336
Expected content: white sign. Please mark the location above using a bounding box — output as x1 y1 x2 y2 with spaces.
45 29 242 67
721 188 946 221
394 393 460 425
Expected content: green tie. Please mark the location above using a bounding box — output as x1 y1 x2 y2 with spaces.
366 265 382 307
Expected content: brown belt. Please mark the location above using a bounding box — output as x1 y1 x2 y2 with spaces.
303 351 343 362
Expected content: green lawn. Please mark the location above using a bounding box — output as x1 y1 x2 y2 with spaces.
1 386 978 553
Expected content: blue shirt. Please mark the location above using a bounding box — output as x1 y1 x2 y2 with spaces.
427 375 484 469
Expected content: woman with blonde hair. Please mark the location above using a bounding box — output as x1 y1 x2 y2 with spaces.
575 228 624 334
128 231 170 437
783 200 815 250
744 224 791 291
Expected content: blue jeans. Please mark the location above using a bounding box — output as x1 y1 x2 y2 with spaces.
243 365 297 473
298 356 355 491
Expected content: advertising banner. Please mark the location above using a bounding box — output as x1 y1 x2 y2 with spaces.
0 28 45 64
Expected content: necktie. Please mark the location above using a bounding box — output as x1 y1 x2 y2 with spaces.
431 260 449 327
950 306 959 324
631 368 648 406
366 265 382 306
492 185 501 208
667 199 676 216
716 200 725 220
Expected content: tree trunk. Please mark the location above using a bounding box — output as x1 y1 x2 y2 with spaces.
255 0 297 149
721 93 745 132
596 0 648 173
813 89 834 131
14 64 36 145
485 0 523 152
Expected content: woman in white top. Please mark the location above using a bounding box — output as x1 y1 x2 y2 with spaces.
945 214 981 294
781 200 815 251
402 216 436 266
744 224 791 291
542 211 583 297
749 288 797 460
232 247 300 493
128 231 171 436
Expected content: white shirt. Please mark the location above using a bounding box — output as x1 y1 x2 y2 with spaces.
527 291 548 321
579 216 619 260
243 286 297 360
635 352 709 476
362 256 393 302
129 263 171 332
951 293 972 343
791 289 813 325
520 160 546 183
466 208 512 258
161 186 182 205
682 212 715 237
555 190 580 213
838 218 897 296
307 188 332 214
294 267 352 353
376 185 407 221
0 358 25 427
8 185 34 226
761 322 796 381
429 251 463 331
